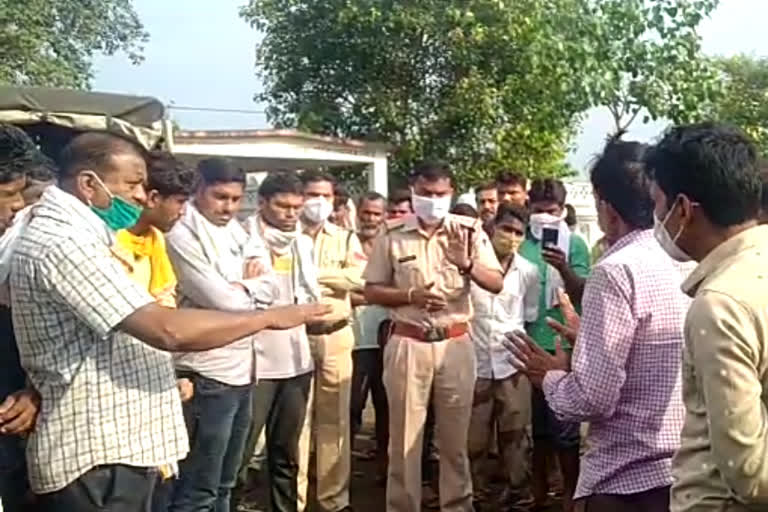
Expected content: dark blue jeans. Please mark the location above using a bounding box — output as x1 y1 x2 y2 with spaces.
169 375 252 512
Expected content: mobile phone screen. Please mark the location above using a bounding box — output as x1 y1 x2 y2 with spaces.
542 227 559 248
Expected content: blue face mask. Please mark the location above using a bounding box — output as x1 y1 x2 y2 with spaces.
87 173 143 231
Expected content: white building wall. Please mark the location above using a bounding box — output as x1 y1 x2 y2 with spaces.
565 180 602 248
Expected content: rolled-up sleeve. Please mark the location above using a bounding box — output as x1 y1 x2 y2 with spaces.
317 232 366 291
362 233 393 285
166 228 254 312
688 291 768 503
472 227 503 273
543 265 635 422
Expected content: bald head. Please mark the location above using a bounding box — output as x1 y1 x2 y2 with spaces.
58 131 148 211
58 132 147 180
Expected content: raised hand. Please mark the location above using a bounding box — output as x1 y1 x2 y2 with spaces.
504 331 570 388
546 288 580 344
542 246 568 273
441 225 471 272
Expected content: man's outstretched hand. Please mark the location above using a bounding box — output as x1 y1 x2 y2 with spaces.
546 288 580 344
0 388 41 435
505 331 570 388
266 303 333 330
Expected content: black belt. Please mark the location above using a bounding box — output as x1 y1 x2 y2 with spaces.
306 319 349 336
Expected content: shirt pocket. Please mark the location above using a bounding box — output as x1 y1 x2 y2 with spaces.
437 265 467 300
495 289 522 320
394 259 425 288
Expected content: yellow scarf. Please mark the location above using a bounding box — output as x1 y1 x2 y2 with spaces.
115 227 177 308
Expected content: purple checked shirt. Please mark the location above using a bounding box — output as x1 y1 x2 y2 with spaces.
542 229 691 499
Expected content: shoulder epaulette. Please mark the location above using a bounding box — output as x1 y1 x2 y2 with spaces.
450 213 480 230
385 218 406 232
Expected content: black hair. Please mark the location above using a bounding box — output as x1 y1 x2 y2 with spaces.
760 162 768 214
644 122 761 227
334 184 350 209
475 181 497 194
0 123 51 184
25 160 57 182
358 191 386 208
564 204 577 227
300 169 336 187
388 188 411 206
590 136 654 229
494 203 529 226
450 203 478 218
528 179 567 206
197 157 246 187
146 151 197 197
258 170 304 199
496 171 527 188
58 131 148 180
411 161 453 184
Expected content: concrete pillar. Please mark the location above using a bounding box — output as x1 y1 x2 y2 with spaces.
368 152 388 194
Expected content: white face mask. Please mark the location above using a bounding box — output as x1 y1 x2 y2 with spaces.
412 193 452 225
529 212 563 240
653 201 691 262
303 196 334 224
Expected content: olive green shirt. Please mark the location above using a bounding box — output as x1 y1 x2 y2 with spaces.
671 225 768 512
519 232 590 352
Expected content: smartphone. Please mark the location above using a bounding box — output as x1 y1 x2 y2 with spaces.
542 227 559 248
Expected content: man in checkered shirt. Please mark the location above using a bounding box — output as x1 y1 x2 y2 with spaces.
9 132 329 511
510 137 691 512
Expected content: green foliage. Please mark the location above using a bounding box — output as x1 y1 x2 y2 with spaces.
0 0 147 89
706 55 768 157
591 0 722 132
241 0 719 189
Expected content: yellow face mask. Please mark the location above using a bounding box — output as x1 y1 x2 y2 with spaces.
492 231 522 256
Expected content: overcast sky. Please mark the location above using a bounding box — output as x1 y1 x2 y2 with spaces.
93 0 768 173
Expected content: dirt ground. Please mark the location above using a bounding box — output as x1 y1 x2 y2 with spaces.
235 407 562 512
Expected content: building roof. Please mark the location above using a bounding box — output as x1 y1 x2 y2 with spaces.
174 128 392 151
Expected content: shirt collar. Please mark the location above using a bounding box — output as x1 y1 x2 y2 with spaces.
401 213 451 237
682 224 768 297
600 229 652 260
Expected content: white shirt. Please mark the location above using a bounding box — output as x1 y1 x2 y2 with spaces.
470 254 540 379
166 206 266 386
252 233 316 379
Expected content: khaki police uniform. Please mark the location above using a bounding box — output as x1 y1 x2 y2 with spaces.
363 213 502 512
297 221 365 512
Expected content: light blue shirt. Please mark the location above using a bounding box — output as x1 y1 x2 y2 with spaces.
353 304 389 350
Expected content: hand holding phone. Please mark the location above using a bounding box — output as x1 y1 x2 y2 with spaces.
542 227 559 248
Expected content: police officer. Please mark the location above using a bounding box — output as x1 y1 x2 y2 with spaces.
298 170 366 512
363 162 504 512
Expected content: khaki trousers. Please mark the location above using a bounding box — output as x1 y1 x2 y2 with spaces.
297 326 354 512
467 374 533 506
383 334 476 512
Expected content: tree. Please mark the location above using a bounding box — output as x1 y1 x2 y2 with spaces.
241 0 719 187
706 55 768 156
0 0 147 89
590 0 722 133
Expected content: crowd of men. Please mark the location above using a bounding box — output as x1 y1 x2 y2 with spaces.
0 120 768 512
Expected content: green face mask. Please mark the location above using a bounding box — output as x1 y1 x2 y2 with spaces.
87 173 143 231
